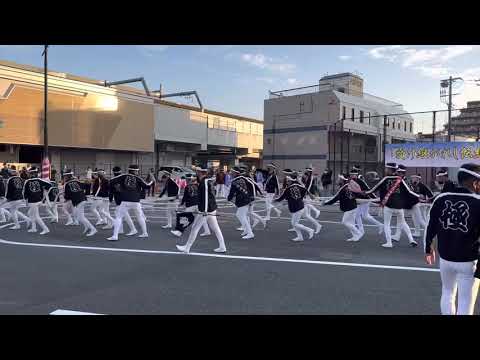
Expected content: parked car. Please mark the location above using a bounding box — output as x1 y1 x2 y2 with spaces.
159 166 196 179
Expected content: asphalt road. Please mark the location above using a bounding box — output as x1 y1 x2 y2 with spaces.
0 199 474 315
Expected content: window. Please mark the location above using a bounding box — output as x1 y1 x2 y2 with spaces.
404 121 407 132
410 122 413 133
0 144 6 152
360 110 364 123
368 112 371 125
351 108 355 121
397 122 400 130
267 138 272 145
299 101 304 112
342 106 346 120
392 118 395 129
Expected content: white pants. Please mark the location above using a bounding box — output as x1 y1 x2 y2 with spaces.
343 209 363 240
0 199 30 227
91 198 114 225
291 208 313 240
45 202 58 221
383 207 414 245
27 202 49 233
91 199 105 224
0 199 11 222
73 201 96 234
162 197 177 227
393 204 425 239
305 200 320 218
265 193 281 220
249 202 265 228
183 211 226 252
112 201 147 238
236 205 253 237
439 258 479 315
183 206 211 234
63 200 78 225
355 202 383 234
114 205 136 234
215 184 225 198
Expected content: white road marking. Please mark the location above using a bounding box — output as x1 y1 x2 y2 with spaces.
0 239 439 273
50 309 103 315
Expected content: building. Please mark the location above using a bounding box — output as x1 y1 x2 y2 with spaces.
0 60 262 177
263 72 415 177
446 101 480 140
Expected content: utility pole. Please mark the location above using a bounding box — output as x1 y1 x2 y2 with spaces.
441 76 463 142
42 45 49 159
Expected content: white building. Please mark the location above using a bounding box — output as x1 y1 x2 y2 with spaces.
263 72 415 177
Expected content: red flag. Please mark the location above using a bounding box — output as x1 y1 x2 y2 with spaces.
41 157 50 180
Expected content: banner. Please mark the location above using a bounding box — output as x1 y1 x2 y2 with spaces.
385 142 480 167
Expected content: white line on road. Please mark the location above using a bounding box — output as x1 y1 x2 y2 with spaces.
50 309 104 315
0 239 439 273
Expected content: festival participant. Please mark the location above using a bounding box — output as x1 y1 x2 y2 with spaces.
22 166 52 235
364 163 419 248
45 180 60 223
0 166 31 230
323 174 364 242
63 169 97 237
274 171 317 242
301 166 321 219
436 168 457 193
424 163 480 315
91 169 115 229
176 168 227 254
263 163 282 220
227 166 256 239
109 166 137 236
159 170 180 229
107 165 152 241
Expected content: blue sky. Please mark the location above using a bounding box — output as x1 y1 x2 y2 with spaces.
1 45 479 133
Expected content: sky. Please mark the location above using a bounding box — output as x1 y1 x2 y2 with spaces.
1 45 480 133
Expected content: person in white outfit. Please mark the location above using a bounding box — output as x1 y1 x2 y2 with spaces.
90 169 115 229
44 180 60 223
107 165 153 241
274 171 317 242
425 163 480 315
159 171 180 230
0 166 31 230
63 169 97 237
109 166 137 236
176 168 227 254
0 178 12 223
349 166 384 236
301 166 321 219
22 166 52 235
263 163 282 221
323 174 364 241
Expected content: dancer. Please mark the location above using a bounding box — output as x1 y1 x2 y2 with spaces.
227 166 256 239
263 163 282 220
0 177 11 223
436 168 457 193
301 166 321 219
364 163 419 248
107 165 152 241
91 169 115 229
176 168 227 254
323 174 364 242
215 169 226 198
0 166 31 230
425 163 480 315
45 180 60 223
349 166 384 235
170 175 210 237
22 166 52 235
392 168 433 240
274 171 316 242
241 167 267 230
408 173 434 223
159 170 180 229
109 166 137 236
63 169 97 237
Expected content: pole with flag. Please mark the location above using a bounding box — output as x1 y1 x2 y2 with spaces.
41 45 50 180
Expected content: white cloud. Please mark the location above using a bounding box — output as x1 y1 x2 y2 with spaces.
338 55 352 61
137 45 169 56
240 53 296 74
287 78 298 85
368 45 480 79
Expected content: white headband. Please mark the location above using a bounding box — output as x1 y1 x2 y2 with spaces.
436 172 448 177
411 175 421 179
286 176 297 181
386 165 398 169
63 172 73 176
338 174 348 181
458 168 480 179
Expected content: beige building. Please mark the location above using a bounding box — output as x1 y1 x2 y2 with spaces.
0 60 262 177
263 72 415 177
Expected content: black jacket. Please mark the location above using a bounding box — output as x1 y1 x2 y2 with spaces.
0 179 5 198
351 177 375 199
365 176 419 209
228 176 255 207
181 183 199 208
5 176 25 201
159 178 180 199
324 184 357 212
245 176 263 198
91 177 110 198
321 171 332 186
46 183 59 203
64 179 87 206
109 174 151 203
23 177 52 203
274 182 307 213
425 188 480 269
264 173 280 194
405 181 434 209
441 180 457 193
198 177 217 213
